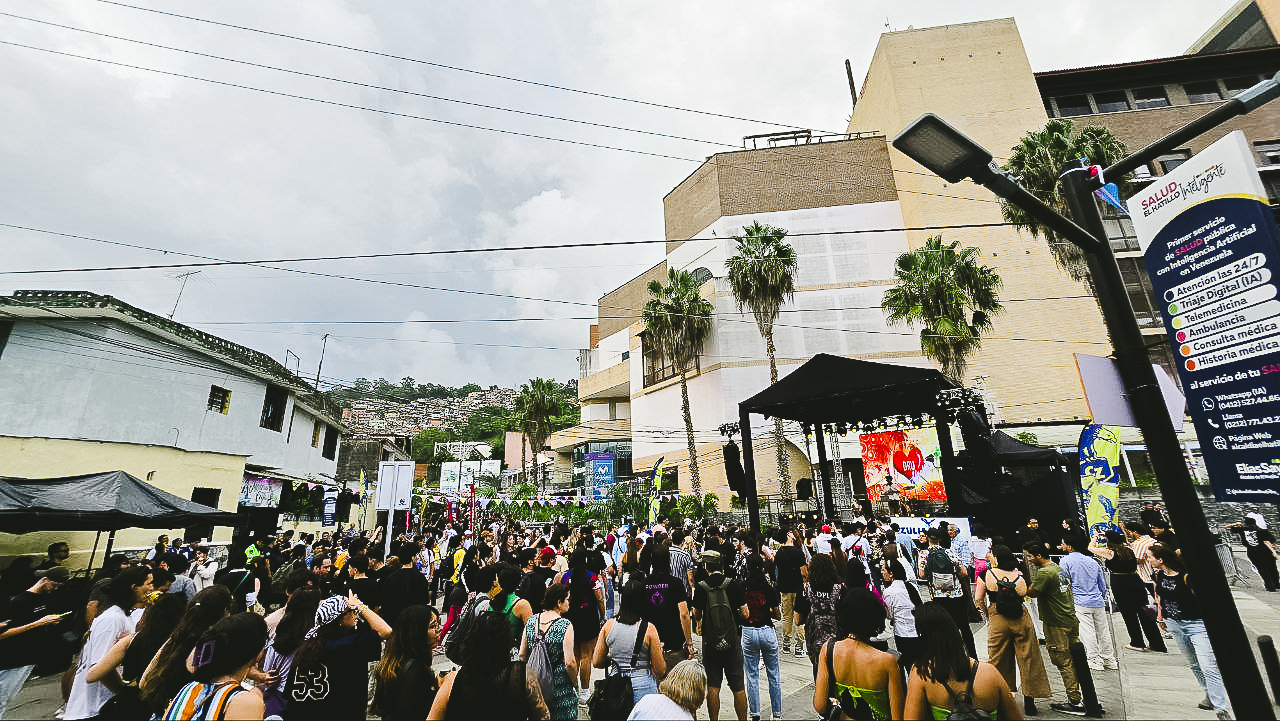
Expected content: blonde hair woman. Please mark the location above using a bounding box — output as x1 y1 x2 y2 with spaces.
628 660 707 721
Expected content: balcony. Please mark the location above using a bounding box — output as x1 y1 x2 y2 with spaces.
578 349 630 401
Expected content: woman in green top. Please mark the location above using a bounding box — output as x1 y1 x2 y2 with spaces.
904 603 1022 720
813 589 904 720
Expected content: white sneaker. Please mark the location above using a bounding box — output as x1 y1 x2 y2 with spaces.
579 688 591 706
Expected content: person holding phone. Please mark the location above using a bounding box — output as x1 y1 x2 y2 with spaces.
0 566 68 718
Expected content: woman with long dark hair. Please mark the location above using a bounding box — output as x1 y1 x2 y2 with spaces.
795 553 844 677
283 591 392 720
139 586 233 715
592 579 665 705
85 593 187 721
429 611 550 719
556 548 604 705
520 582 577 720
903 603 1020 720
741 553 783 720
813 589 903 720
973 545 1050 716
371 605 442 721
259 589 321 719
881 559 923 671
67 565 154 719
1150 545 1227 715
1094 531 1166 653
162 613 268 720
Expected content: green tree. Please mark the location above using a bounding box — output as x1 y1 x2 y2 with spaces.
726 221 799 501
643 268 714 497
1000 118 1131 281
882 235 1003 383
514 378 565 491
411 427 453 463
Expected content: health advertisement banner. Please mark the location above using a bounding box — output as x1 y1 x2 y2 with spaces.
586 451 615 502
1130 130 1280 502
1078 425 1122 537
861 429 948 502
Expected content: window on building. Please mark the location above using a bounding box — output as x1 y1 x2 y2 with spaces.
1118 257 1160 328
1055 94 1092 117
1148 342 1181 392
311 422 322 447
1157 151 1190 174
1132 86 1170 109
260 384 288 431
207 385 231 414
322 425 338 460
641 338 696 388
1224 75 1261 97
1260 168 1280 203
1101 204 1140 252
1184 81 1222 104
1133 164 1154 182
1255 140 1280 166
187 488 220 541
1093 90 1130 113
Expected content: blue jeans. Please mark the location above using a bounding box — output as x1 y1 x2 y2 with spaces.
1167 619 1227 712
0 664 35 720
741 625 782 718
625 669 659 704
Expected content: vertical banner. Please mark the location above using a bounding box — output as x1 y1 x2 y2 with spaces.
648 457 665 526
586 452 615 502
439 462 462 495
1079 424 1122 537
1130 131 1280 502
322 487 338 526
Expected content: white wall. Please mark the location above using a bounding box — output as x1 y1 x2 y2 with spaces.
0 320 337 479
596 327 630 368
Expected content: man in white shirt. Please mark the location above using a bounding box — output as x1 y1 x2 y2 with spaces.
815 524 834 554
188 546 218 593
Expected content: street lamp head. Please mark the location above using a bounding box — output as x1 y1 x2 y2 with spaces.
1235 70 1280 112
893 113 994 184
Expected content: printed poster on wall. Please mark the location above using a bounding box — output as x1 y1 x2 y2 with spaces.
1079 424 1122 537
238 476 284 508
861 429 948 502
439 462 462 495
460 461 482 489
480 459 502 478
1130 130 1280 502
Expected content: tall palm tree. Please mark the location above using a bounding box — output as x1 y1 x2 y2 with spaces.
643 268 714 497
1001 118 1131 281
726 221 798 501
882 235 1003 383
515 378 563 492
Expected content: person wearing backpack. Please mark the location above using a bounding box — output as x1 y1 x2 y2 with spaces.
903 603 1021 721
520 582 578 720
691 550 748 721
972 545 1049 717
917 529 976 658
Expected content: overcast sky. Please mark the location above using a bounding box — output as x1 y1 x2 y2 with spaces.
0 0 1239 392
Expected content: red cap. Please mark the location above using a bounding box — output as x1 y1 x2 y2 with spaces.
822 525 831 533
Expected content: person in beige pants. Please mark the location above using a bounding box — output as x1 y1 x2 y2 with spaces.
975 545 1051 717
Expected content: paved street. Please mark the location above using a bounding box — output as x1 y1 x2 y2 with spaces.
12 558 1280 720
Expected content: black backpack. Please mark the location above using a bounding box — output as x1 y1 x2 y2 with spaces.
991 572 1025 619
945 661 991 720
698 578 737 654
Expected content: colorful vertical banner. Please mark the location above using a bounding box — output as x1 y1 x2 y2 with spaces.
648 457 665 526
1079 424 1122 537
586 452 615 502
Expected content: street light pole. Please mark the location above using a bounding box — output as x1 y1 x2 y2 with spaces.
893 106 1278 718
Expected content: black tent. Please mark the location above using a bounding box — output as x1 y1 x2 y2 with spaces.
736 354 956 528
0 470 239 534
950 431 1078 543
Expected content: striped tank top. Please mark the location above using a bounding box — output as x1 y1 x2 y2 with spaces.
163 681 244 720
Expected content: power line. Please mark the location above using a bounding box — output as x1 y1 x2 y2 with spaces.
93 0 840 134
0 11 735 149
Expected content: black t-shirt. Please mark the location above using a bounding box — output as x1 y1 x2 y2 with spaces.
0 591 60 669
1155 529 1180 551
691 574 746 626
284 628 383 721
379 569 430 629
1233 526 1276 550
517 566 557 606
639 573 689 651
774 546 807 594
742 579 781 628
349 577 381 611
377 657 438 721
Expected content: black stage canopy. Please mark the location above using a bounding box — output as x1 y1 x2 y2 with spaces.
0 470 239 534
739 353 955 424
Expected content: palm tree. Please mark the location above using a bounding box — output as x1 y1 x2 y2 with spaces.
1001 118 1131 281
514 378 564 492
643 268 714 497
726 220 798 501
882 235 1003 383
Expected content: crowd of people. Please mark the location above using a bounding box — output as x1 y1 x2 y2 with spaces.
0 499 1258 721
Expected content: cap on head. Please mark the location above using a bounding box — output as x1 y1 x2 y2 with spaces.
36 566 69 583
821 525 831 533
